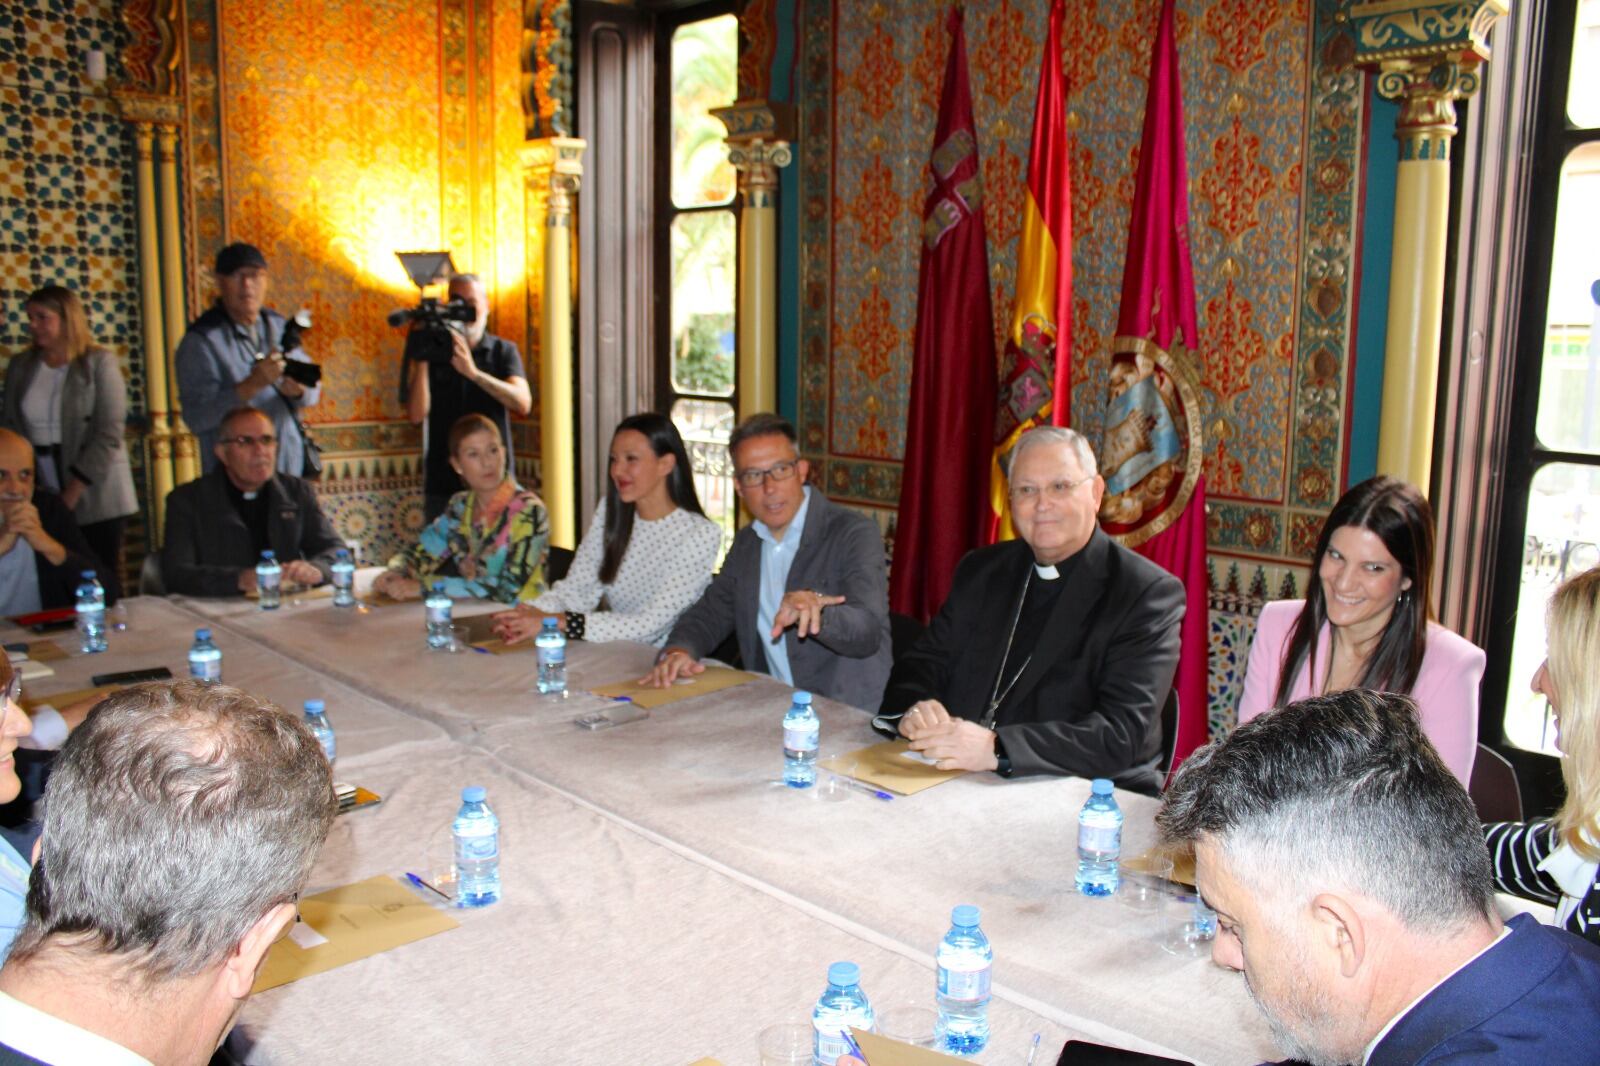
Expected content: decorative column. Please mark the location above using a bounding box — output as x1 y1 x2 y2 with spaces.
114 93 180 544
155 123 198 486
1352 1 1508 491
522 136 585 549
711 101 794 421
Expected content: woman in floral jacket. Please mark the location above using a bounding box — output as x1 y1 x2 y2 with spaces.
375 413 549 604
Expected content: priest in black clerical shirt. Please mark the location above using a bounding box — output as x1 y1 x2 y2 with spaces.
161 406 344 597
876 426 1184 793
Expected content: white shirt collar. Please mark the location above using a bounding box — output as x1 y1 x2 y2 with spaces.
1538 830 1600 926
0 990 154 1066
1034 563 1060 580
1361 924 1512 1063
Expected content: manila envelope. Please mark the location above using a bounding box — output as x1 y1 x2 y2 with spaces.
820 740 967 796
852 1030 971 1064
22 684 121 714
25 640 66 662
1124 845 1196 887
253 875 459 993
591 665 761 709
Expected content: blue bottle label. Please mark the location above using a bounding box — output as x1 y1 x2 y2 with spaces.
784 725 818 752
456 832 498 862
938 964 991 1001
814 1030 849 1064
538 645 565 665
1079 824 1120 853
426 604 450 625
191 659 221 682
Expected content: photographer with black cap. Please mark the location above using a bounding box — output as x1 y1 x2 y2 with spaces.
401 273 531 522
175 242 322 479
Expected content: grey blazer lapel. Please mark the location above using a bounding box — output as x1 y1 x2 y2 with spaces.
8 354 39 430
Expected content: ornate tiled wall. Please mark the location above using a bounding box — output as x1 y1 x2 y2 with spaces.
0 1 148 586
796 0 1370 723
183 0 535 550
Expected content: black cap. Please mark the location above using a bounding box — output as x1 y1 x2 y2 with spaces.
215 242 268 276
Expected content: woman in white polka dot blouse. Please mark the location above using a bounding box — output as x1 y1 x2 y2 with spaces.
492 413 722 647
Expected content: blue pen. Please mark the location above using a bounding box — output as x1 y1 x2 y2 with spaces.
838 1027 867 1063
404 871 452 903
836 776 894 802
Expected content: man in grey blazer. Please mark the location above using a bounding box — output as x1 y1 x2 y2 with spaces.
161 407 343 597
643 413 891 711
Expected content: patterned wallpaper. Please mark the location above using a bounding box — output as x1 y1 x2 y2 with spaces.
0 1 142 413
187 0 535 564
797 0 1365 577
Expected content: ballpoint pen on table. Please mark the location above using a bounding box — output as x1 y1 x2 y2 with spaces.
1025 1031 1041 1064
835 776 894 801
838 1027 868 1064
404 871 453 903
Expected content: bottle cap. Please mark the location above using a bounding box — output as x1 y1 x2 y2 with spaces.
335 547 350 559
304 699 325 714
542 617 558 629
792 691 812 704
1091 778 1114 795
80 569 95 579
826 961 859 987
432 580 445 591
261 550 276 560
461 785 486 803
195 628 211 641
951 904 981 928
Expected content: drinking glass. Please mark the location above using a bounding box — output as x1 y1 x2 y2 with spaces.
1159 885 1218 958
877 1004 938 1048
758 1022 813 1065
1117 854 1175 915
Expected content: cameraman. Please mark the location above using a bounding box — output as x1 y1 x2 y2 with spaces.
402 273 531 521
175 243 320 477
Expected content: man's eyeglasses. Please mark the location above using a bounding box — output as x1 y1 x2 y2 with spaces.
221 434 277 449
1009 475 1094 506
735 460 799 489
1 674 20 707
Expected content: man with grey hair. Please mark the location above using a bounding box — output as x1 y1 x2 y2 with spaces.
877 425 1183 790
0 680 337 1065
1158 689 1600 1064
403 272 532 521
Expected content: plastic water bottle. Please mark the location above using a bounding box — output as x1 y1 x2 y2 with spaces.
812 960 874 1066
451 785 501 907
1075 778 1124 896
935 904 993 1055
304 699 335 765
330 548 355 607
425 581 452 649
188 628 222 684
535 618 567 697
782 690 819 788
74 571 107 654
256 550 282 610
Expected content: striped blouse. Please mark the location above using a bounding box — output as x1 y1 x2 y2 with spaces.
1484 819 1600 946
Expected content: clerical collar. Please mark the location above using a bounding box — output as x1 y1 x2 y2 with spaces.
1034 563 1060 580
241 490 259 500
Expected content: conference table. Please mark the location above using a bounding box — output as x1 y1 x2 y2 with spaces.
13 592 1278 1065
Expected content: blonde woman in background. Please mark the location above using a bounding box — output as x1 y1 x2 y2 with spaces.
1484 567 1600 945
4 286 138 589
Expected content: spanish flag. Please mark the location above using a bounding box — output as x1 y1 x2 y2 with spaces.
988 0 1072 542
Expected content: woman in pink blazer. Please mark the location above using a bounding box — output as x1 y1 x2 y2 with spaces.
1237 477 1485 784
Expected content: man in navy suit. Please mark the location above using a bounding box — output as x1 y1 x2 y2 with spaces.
1157 688 1600 1065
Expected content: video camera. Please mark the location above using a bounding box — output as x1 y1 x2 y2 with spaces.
259 308 322 387
389 251 472 366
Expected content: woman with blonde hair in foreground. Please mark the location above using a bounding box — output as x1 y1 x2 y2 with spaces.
1484 566 1600 944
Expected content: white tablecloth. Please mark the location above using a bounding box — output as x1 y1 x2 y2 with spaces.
19 596 1278 1065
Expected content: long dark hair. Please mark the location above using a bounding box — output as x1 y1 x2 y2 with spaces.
599 413 703 584
1274 476 1435 707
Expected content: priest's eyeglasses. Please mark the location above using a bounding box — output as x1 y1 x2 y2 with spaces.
735 460 799 488
1009 475 1094 506
221 433 278 449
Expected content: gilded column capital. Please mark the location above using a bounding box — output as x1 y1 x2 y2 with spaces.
111 89 181 127
711 101 795 208
1350 1 1509 160
521 136 585 221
